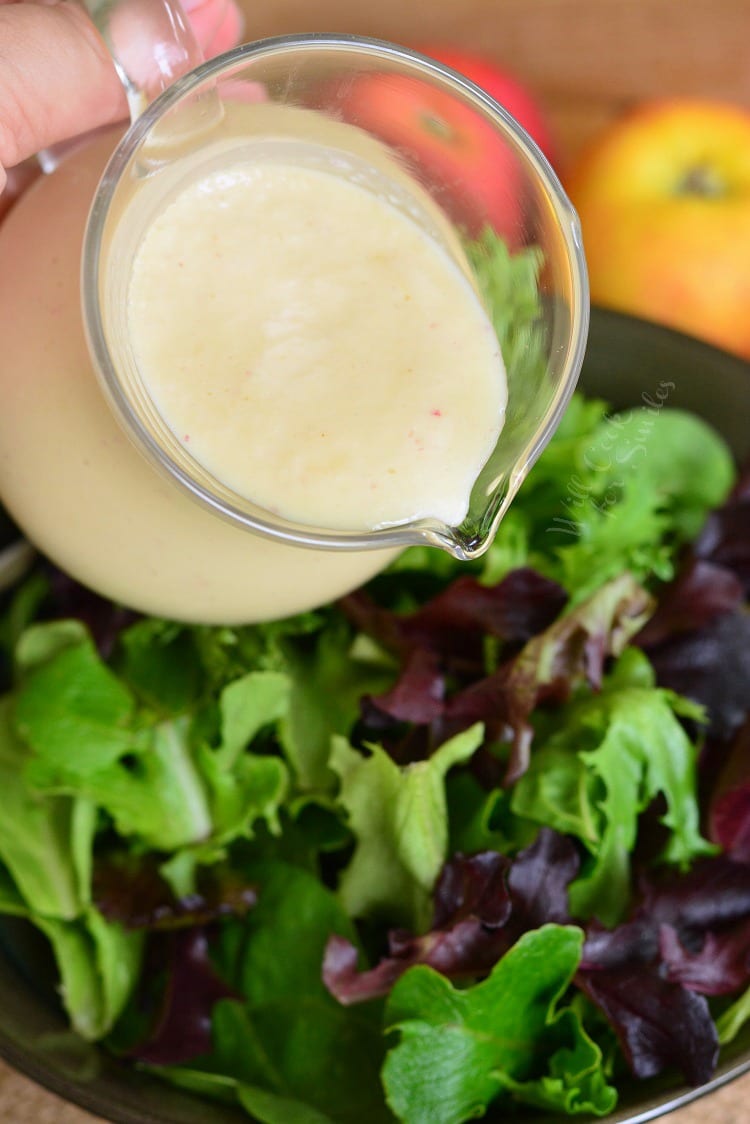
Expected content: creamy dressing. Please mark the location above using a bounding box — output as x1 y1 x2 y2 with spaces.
0 115 508 624
127 154 507 531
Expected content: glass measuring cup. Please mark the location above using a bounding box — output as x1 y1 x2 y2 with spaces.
82 0 589 562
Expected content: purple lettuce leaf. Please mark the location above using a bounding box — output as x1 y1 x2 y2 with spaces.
346 569 567 767
642 856 750 932
323 851 512 1004
362 647 445 726
430 848 513 929
323 829 578 1004
324 828 734 1088
94 854 257 931
693 465 750 596
504 822 580 929
443 572 653 783
578 855 750 1039
392 568 569 659
581 917 657 972
581 856 750 975
576 854 750 1081
712 783 750 863
44 565 139 659
659 919 750 995
341 568 567 677
130 929 237 1065
576 964 718 1085
644 612 750 741
635 464 750 742
362 572 653 786
706 719 750 858
635 559 744 647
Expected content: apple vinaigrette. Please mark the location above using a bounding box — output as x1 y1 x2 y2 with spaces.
127 140 508 532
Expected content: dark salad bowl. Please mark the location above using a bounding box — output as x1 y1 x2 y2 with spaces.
0 306 749 1124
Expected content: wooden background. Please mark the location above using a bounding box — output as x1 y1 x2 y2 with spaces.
234 0 750 164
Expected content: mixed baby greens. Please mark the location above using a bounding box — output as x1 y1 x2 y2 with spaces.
0 235 749 1123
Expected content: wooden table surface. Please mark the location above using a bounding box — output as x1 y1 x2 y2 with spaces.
1 1055 750 1124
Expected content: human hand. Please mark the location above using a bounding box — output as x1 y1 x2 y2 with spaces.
0 0 244 215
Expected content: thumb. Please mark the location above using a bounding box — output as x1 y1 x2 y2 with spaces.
0 1 125 186
0 0 244 194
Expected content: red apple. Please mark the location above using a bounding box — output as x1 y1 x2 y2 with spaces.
340 45 554 241
416 45 556 164
567 98 750 360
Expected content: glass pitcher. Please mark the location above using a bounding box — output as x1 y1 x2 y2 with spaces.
0 1 588 623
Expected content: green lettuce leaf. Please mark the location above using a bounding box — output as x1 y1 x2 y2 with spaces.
446 772 513 855
14 621 140 773
209 999 390 1124
391 379 734 608
180 863 390 1123
222 862 359 1006
214 671 289 770
466 231 545 403
717 984 750 1046
26 713 214 851
0 863 28 917
190 612 327 693
238 1085 337 1124
36 908 143 1040
382 925 616 1123
331 725 484 930
549 408 734 601
279 618 395 793
582 405 735 539
196 747 287 848
189 670 291 853
149 1065 341 1124
494 1005 617 1117
12 623 290 854
115 618 203 716
512 649 715 925
0 695 95 919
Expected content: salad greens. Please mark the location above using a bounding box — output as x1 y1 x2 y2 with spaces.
512 648 713 926
382 926 616 1123
0 232 749 1124
332 725 484 931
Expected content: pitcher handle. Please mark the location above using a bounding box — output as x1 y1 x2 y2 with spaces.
84 0 205 122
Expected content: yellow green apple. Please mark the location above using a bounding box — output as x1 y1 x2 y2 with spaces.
567 98 750 359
